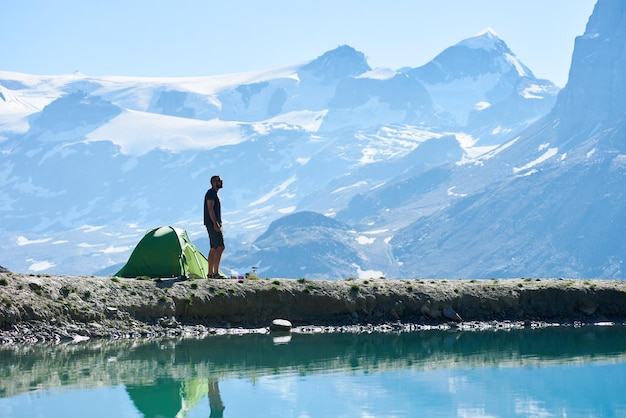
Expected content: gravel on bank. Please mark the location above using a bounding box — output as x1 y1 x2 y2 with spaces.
1 270 626 344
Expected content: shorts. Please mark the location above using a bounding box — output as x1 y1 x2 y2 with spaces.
206 225 225 249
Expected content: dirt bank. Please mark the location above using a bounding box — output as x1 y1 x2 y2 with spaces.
1 271 625 344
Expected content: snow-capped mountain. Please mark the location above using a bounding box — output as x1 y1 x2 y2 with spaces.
388 0 626 278
0 20 583 279
407 27 558 144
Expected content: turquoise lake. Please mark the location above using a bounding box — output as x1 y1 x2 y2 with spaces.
1 325 625 417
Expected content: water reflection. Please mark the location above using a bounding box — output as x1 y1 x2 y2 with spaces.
1 326 625 417
125 378 224 418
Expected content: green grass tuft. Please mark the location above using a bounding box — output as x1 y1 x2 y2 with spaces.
59 285 77 297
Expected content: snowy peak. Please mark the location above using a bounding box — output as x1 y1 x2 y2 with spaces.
299 45 371 83
458 27 531 77
404 27 550 130
412 28 533 84
458 27 502 51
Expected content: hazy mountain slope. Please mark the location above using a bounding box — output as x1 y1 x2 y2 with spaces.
228 211 365 279
390 0 626 279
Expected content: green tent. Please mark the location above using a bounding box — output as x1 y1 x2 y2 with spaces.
115 226 208 279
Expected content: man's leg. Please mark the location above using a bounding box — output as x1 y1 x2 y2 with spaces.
213 246 224 274
208 247 218 276
208 246 225 276
208 248 215 276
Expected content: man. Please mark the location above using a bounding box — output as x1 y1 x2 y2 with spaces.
204 175 226 279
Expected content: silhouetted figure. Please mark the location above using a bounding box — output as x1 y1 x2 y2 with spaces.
208 381 225 418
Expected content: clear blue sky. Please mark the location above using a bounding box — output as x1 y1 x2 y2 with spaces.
3 0 596 87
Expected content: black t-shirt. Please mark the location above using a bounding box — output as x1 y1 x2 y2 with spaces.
204 188 221 226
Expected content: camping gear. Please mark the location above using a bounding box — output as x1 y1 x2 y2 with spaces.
245 266 258 279
115 226 208 279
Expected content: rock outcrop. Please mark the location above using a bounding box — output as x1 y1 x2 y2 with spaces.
1 271 625 344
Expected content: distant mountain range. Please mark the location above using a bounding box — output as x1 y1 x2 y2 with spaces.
2 0 623 280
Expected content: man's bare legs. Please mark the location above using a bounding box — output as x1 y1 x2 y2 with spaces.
208 246 225 277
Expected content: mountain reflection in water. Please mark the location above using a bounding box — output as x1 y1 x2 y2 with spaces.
1 325 625 417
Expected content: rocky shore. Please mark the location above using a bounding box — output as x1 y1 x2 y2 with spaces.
1 269 626 344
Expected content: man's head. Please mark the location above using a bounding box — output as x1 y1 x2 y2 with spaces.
210 175 223 190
